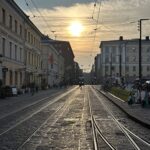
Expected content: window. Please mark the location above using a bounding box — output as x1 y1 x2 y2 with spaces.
2 8 6 24
2 38 5 56
132 56 136 62
28 32 30 43
15 20 18 33
126 57 129 62
9 70 13 85
51 64 53 69
20 48 22 61
9 15 12 29
105 46 109 54
32 54 34 65
29 52 31 64
112 46 116 54
25 29 27 40
132 47 136 53
9 42 12 58
111 66 115 71
15 72 18 85
20 25 22 36
34 37 36 45
147 56 150 62
147 66 150 71
147 47 150 52
31 34 33 44
125 66 129 72
112 57 116 63
15 45 17 60
20 72 22 85
105 56 109 63
133 66 136 71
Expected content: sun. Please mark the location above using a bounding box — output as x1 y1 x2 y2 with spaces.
69 21 83 37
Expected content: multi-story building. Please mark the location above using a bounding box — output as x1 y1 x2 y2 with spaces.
48 40 75 85
0 0 43 88
74 61 82 84
41 36 64 88
100 36 150 82
94 54 102 83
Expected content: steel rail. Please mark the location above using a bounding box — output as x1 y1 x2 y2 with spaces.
0 87 75 120
17 87 79 149
91 87 141 150
88 92 98 150
120 123 150 147
0 86 78 136
87 91 116 150
92 116 116 150
94 86 150 148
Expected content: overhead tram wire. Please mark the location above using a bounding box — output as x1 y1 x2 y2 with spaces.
90 0 101 61
29 0 55 37
91 0 97 19
24 0 35 17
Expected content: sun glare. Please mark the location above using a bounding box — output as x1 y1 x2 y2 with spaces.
69 21 83 37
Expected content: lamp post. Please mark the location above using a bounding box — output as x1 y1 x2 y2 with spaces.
138 19 149 83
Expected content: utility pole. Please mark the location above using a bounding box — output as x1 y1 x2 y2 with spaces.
138 19 149 83
119 54 122 77
110 53 112 77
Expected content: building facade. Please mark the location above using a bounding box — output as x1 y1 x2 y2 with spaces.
0 0 43 88
41 36 64 88
100 36 150 82
48 40 75 85
94 54 102 83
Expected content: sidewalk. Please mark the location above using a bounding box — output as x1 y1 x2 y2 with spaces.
94 85 150 129
0 86 74 107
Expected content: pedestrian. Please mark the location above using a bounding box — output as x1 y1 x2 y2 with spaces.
134 88 140 103
30 82 35 96
128 92 133 105
141 87 146 107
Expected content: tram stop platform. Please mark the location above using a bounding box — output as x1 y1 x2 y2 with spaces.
94 85 150 129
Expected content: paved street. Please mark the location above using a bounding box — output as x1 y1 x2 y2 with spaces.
0 86 150 150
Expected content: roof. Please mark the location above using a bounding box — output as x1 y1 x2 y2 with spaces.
41 36 75 58
100 38 150 48
6 0 43 36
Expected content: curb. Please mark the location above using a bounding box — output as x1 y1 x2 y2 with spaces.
95 87 150 129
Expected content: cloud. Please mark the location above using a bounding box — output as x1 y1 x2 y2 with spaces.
15 0 150 71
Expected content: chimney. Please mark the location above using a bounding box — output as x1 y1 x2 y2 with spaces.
119 36 123 41
146 36 149 40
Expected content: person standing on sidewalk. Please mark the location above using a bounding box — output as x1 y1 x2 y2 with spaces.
141 87 146 107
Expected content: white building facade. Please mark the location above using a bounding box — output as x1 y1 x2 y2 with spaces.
100 37 150 82
0 0 43 88
41 37 64 88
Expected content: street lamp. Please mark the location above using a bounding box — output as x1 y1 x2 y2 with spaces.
138 19 149 83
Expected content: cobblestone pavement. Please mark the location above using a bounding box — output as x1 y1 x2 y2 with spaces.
0 85 150 150
0 87 74 118
20 87 93 150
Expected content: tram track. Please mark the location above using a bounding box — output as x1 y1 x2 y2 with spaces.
0 87 74 120
0 86 78 150
88 89 115 150
90 86 150 150
19 87 91 150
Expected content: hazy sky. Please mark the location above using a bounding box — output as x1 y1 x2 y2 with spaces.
14 0 150 72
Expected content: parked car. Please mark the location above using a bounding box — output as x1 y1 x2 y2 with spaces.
10 86 18 96
0 86 18 97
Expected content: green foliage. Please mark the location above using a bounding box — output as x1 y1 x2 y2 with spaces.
110 87 130 101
